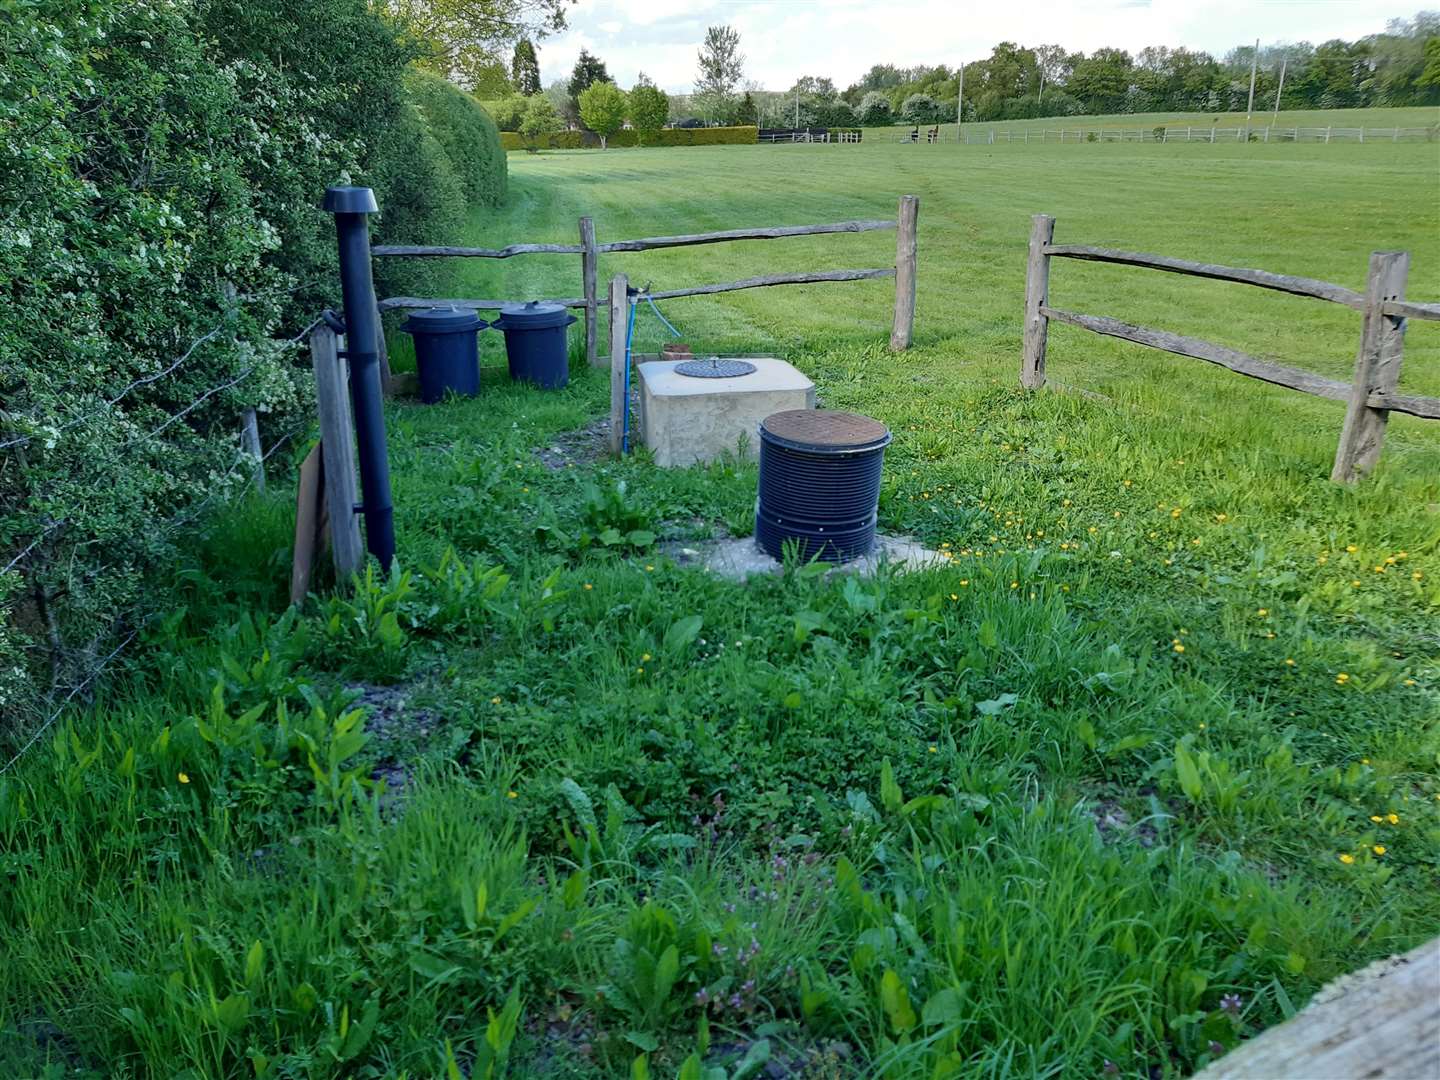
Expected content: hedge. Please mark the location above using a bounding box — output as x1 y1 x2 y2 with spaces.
500 126 758 150
0 0 493 726
406 71 507 207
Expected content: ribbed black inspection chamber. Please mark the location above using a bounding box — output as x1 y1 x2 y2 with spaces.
756 409 891 563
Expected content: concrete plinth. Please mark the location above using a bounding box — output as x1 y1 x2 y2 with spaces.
659 534 943 581
637 358 814 467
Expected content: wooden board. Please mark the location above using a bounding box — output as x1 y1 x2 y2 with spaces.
289 443 324 605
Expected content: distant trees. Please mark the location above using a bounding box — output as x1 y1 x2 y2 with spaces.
381 0 569 89
900 93 943 125
519 94 562 150
695 25 745 122
858 91 893 125
511 39 541 96
736 90 759 126
577 81 625 147
629 80 670 143
835 16 1439 125
567 48 609 124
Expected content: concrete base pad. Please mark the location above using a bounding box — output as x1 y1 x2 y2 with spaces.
637 357 814 467
661 534 943 581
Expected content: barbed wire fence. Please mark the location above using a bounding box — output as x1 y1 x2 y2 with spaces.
0 297 330 772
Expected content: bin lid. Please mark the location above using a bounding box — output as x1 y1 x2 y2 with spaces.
760 410 891 453
400 306 485 334
494 300 572 330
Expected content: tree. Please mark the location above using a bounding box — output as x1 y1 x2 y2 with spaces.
519 93 562 150
695 25 744 123
381 0 571 90
736 90 758 126
567 48 609 123
628 82 669 144
1420 36 1440 90
1068 47 1133 113
578 81 626 147
900 93 942 125
859 90 892 125
511 38 541 95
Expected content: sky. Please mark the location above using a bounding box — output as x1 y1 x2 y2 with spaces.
531 0 1427 93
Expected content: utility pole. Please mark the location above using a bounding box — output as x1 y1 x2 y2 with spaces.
1243 38 1259 142
794 89 799 128
1272 56 1287 124
957 63 964 142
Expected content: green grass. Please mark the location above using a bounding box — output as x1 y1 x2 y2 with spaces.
865 104 1440 142
3 140 1439 1079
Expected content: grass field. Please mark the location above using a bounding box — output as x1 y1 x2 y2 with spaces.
863 104 1440 142
3 138 1439 1079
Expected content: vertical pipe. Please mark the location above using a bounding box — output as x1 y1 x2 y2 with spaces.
322 185 394 571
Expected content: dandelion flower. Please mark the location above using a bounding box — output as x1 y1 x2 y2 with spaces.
1285 658 1295 666
1371 815 1383 823
178 772 190 784
1335 672 1350 684
1257 608 1268 617
1338 853 1354 864
1346 544 1358 553
1173 643 1185 653
928 745 938 754
491 696 502 705
641 653 651 662
507 790 518 799
1386 813 1399 825
1372 845 1386 856
583 583 593 590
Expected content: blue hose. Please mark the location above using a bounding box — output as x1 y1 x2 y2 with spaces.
622 298 637 453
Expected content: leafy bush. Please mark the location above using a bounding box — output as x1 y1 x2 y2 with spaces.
0 0 493 729
900 93 943 125
519 95 564 152
485 95 528 132
859 91 893 126
406 71 507 206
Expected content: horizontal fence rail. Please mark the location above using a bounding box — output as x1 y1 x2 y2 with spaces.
1022 213 1440 483
1042 245 1367 309
373 200 919 365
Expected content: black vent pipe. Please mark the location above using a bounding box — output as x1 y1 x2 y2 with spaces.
323 185 395 571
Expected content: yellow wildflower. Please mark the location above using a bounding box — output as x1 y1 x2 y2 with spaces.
178 772 190 784
1372 845 1386 856
1338 853 1355 864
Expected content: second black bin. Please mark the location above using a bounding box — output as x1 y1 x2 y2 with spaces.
491 301 577 389
400 307 484 404
756 409 891 563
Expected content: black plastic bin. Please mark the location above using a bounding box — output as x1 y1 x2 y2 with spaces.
756 410 891 563
491 301 577 389
400 307 484 404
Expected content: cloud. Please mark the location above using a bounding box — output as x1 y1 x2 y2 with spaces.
532 0 1418 93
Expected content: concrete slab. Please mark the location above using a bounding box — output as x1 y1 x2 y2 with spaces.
660 533 943 581
637 357 814 468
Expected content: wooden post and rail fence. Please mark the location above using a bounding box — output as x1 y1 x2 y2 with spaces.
370 194 919 366
1021 213 1440 482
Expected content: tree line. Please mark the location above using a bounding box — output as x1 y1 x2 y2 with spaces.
484 12 1438 141
846 13 1440 126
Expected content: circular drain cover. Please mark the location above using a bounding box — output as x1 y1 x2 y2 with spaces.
674 357 756 378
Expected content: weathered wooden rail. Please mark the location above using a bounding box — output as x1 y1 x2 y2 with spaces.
371 198 919 365
1022 214 1440 482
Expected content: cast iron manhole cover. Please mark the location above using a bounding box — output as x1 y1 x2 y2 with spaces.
674 357 757 378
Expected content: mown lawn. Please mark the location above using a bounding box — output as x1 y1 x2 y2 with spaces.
863 103 1440 141
3 137 1438 1079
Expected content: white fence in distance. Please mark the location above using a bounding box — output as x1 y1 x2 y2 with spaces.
939 125 1437 145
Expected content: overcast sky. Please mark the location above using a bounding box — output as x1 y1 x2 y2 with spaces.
533 0 1428 93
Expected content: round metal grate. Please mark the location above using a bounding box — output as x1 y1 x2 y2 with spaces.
760 410 890 452
674 357 757 378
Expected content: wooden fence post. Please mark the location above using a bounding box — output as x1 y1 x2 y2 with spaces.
1331 251 1409 483
375 300 393 397
580 216 600 367
1021 214 1056 389
240 407 265 492
609 274 629 455
890 195 919 351
310 325 364 583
